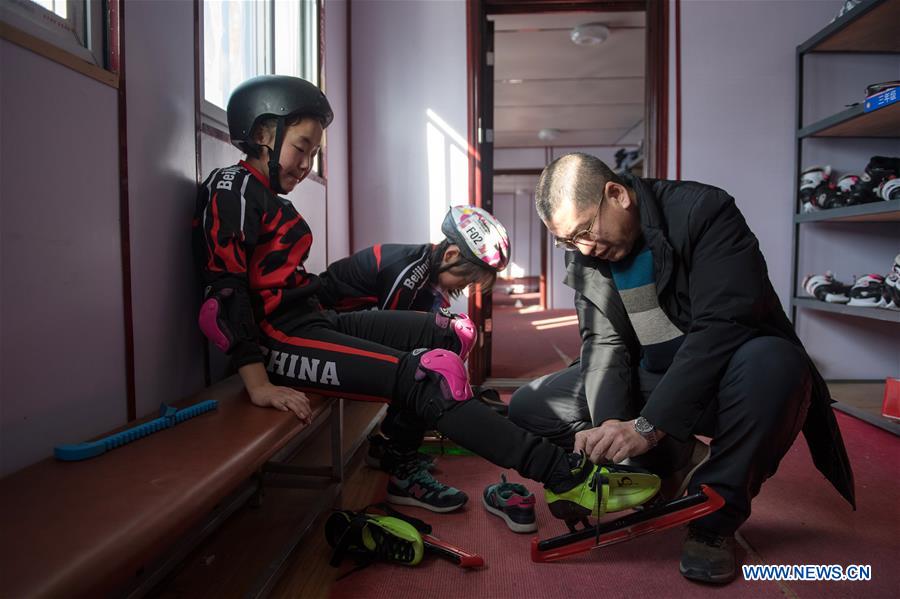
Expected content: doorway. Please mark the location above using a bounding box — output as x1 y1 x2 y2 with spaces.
466 0 668 386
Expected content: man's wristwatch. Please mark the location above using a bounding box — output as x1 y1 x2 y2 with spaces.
634 417 659 449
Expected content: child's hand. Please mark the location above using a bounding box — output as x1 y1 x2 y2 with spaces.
248 383 312 424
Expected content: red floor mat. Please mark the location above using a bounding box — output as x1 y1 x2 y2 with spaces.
490 303 581 380
330 413 898 598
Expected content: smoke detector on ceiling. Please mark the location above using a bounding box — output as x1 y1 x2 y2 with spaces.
538 128 561 142
570 22 610 46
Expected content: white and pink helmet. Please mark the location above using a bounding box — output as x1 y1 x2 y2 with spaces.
441 205 510 272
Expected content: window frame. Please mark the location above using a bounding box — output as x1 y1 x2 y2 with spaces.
0 0 113 86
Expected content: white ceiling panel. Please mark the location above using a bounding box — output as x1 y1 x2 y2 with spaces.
494 28 644 81
496 103 642 131
490 11 645 31
496 77 644 107
495 128 636 147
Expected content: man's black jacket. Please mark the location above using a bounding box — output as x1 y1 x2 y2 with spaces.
564 173 855 508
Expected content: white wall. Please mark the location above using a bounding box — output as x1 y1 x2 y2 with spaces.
512 191 535 279
531 200 543 275
493 192 516 275
350 0 468 250
0 41 126 475
493 191 541 281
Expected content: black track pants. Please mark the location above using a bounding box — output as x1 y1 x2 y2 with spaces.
509 336 811 534
259 309 569 485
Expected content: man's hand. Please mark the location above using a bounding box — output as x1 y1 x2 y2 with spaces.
574 419 658 464
248 383 312 424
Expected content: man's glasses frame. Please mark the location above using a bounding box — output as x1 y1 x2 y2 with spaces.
553 197 603 252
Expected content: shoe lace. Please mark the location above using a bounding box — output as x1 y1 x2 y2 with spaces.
588 470 605 543
408 467 446 492
689 528 729 548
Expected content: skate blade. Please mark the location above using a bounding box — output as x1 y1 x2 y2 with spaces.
423 533 485 568
530 485 725 563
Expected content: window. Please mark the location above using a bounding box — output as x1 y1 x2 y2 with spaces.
1 0 105 69
202 0 321 121
32 0 67 18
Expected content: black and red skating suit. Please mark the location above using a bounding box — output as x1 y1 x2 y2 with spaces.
194 161 321 367
318 244 450 313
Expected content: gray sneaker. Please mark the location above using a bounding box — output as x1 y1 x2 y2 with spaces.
386 462 468 513
679 526 737 584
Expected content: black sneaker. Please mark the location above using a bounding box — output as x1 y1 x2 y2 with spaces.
680 526 738 584
365 432 435 472
482 474 537 533
386 462 468 513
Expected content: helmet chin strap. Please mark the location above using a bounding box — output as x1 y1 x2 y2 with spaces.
265 116 287 194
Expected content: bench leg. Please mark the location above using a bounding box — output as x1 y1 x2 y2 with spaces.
245 399 345 598
331 398 344 503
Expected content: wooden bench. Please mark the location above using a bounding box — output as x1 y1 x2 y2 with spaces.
0 375 349 598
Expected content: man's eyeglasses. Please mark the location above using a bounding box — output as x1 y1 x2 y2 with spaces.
553 199 602 252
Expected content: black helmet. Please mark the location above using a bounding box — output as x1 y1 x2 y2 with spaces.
226 75 333 193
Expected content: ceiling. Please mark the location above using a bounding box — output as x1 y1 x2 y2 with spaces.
491 11 645 149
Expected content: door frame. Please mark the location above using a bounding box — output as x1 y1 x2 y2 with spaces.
465 0 669 384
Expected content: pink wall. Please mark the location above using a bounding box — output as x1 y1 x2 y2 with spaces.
349 0 468 251
126 0 206 416
0 41 126 475
671 0 897 380
672 0 843 308
324 0 351 263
